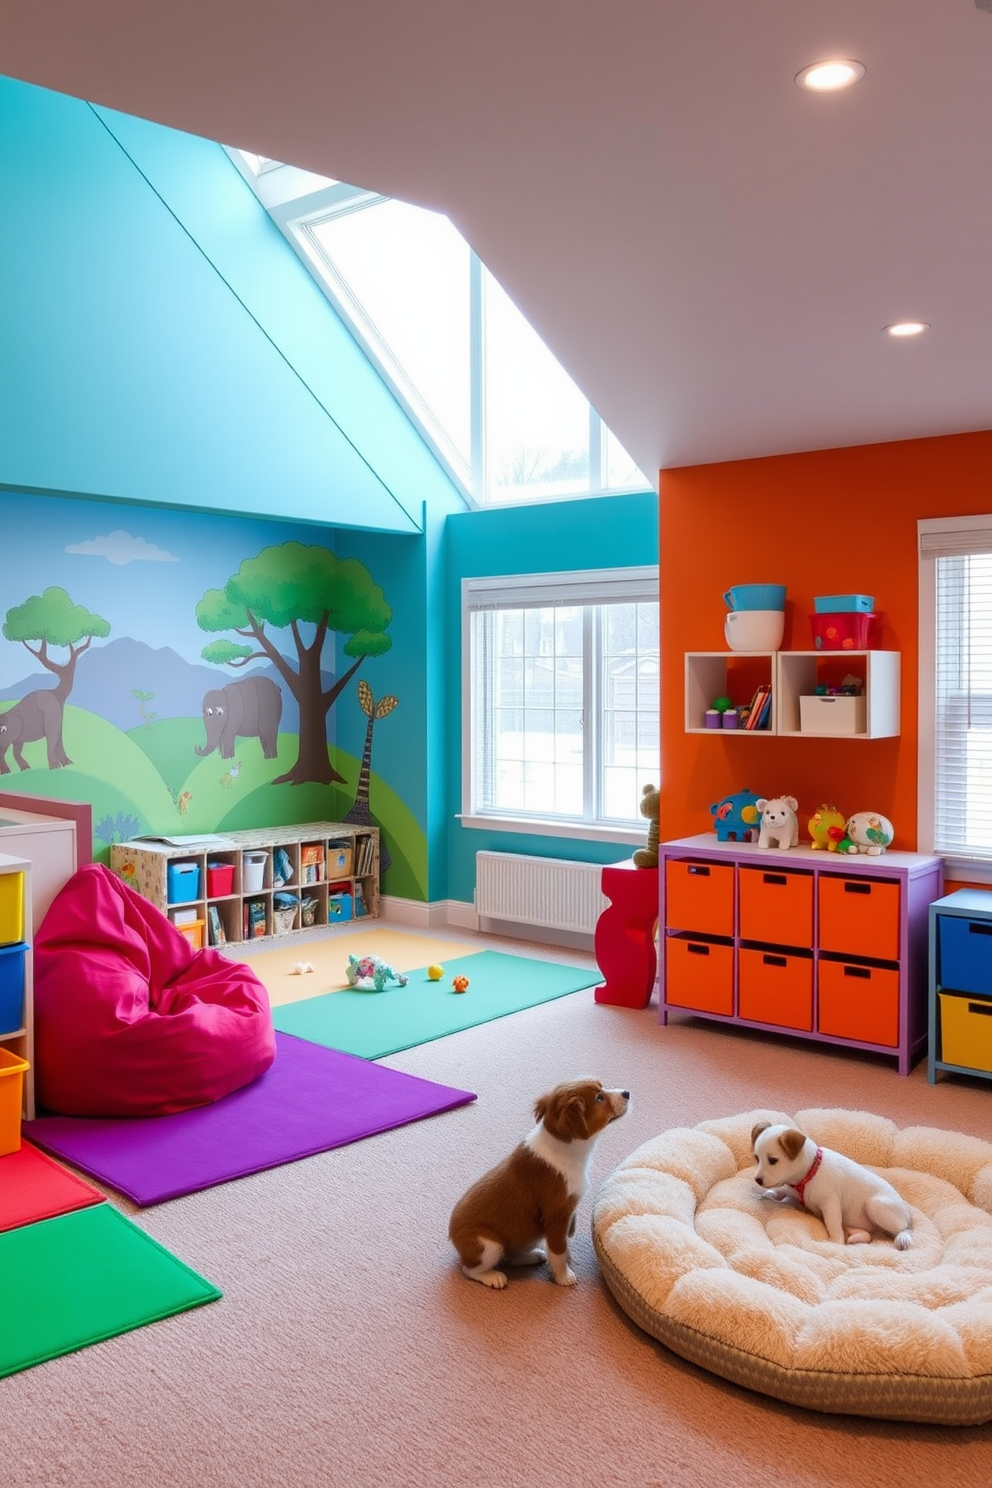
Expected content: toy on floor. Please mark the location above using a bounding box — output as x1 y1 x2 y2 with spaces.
845 811 894 855
632 783 660 867
292 961 314 975
451 975 470 994
756 795 800 849
807 804 847 851
346 954 409 992
427 963 444 981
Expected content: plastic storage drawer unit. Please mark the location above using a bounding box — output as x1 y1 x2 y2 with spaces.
938 992 992 1072
738 866 813 947
818 876 900 962
938 916 992 996
738 947 813 1031
664 936 734 1016
665 860 735 939
0 941 27 1034
0 871 24 946
818 960 900 1047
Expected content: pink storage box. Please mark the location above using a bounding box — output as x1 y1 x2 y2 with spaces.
809 612 880 650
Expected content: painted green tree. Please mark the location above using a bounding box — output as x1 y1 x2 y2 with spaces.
3 587 111 701
196 543 392 786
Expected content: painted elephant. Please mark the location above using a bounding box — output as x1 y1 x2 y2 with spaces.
0 689 72 773
196 675 282 760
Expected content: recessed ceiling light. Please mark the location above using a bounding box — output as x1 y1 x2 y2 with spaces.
883 321 930 337
795 59 866 92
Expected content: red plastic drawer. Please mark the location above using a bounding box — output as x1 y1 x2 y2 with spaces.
817 959 900 1047
738 946 813 1031
664 936 734 1016
665 859 734 938
738 866 813 948
817 876 900 961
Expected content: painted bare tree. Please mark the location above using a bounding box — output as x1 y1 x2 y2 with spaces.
342 679 398 869
196 543 392 786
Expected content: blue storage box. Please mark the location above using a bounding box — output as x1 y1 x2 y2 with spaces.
813 594 875 613
0 941 27 1035
938 916 992 997
166 860 200 904
328 892 354 922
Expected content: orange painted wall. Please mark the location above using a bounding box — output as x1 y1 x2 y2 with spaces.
659 429 992 850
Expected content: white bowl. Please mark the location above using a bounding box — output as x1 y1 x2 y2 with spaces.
724 609 785 652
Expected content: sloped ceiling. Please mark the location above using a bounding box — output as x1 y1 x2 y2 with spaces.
3 0 991 484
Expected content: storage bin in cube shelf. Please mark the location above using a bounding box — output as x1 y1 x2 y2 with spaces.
938 916 992 997
175 918 205 950
206 861 235 897
0 941 27 1034
242 851 268 893
0 1046 29 1155
939 992 992 1073
808 612 880 650
166 860 200 904
327 842 353 877
328 892 353 922
798 695 867 735
0 871 25 945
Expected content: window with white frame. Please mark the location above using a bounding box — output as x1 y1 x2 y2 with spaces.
462 569 659 839
919 515 992 874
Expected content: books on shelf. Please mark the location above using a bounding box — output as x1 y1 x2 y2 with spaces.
354 834 377 877
243 897 267 939
300 843 325 884
744 684 773 730
207 903 227 947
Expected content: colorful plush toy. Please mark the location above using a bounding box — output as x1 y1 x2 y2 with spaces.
845 812 895 855
346 954 409 992
807 804 847 851
756 795 800 850
709 788 762 843
633 783 660 867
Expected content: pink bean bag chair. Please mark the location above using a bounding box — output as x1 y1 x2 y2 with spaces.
33 863 276 1117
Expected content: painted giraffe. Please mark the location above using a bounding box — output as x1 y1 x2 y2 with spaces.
342 679 397 871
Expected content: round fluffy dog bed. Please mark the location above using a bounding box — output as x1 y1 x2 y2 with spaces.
592 1108 992 1425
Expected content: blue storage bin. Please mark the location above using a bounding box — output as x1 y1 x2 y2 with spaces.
938 916 992 996
166 860 200 904
813 594 875 613
328 892 354 922
0 941 27 1035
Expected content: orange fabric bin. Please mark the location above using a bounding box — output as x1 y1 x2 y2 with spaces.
665 860 734 938
818 876 900 962
738 947 813 1031
665 936 734 1015
0 1046 29 1154
817 960 899 1047
738 867 813 948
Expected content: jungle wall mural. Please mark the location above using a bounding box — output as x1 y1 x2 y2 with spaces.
0 491 427 898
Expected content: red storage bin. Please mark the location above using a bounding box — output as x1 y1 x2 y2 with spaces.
809 611 879 650
207 862 235 897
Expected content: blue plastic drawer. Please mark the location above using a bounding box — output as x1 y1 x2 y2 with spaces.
0 941 27 1035
938 916 992 997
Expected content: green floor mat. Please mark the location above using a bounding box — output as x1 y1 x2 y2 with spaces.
0 1204 221 1377
271 950 600 1059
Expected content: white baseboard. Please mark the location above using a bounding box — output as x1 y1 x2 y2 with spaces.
380 895 593 952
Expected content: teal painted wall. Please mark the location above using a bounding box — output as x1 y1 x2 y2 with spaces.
442 492 660 903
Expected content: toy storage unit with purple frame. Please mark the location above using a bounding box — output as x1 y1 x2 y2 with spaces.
658 834 943 1075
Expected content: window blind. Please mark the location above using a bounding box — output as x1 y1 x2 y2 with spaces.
464 566 658 611
933 549 992 858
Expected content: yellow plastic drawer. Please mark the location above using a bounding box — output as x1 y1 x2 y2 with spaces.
738 867 813 948
0 871 25 947
939 992 992 1073
738 947 813 1031
664 936 734 1016
817 959 900 1047
665 859 734 938
818 875 900 962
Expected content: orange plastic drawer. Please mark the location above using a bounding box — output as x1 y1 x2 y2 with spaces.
665 859 734 938
817 959 900 1047
817 876 900 962
738 946 813 1031
664 936 734 1016
738 866 813 948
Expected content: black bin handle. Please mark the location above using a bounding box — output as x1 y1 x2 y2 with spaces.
843 881 872 896
843 965 871 980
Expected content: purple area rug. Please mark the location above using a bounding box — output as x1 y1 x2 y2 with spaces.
23 1033 476 1206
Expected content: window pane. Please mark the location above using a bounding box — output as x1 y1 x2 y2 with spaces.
605 425 650 491
483 270 590 502
309 200 471 467
601 601 660 820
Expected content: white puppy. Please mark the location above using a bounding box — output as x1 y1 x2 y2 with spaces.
751 1121 912 1249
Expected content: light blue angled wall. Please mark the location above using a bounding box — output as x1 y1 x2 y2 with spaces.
0 75 465 533
442 492 659 905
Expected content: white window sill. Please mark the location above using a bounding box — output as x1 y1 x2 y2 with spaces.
457 813 644 846
940 857 992 886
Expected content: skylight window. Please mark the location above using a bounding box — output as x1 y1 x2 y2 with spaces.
228 149 651 506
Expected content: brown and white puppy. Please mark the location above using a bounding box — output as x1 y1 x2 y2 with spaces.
449 1079 631 1289
751 1121 913 1249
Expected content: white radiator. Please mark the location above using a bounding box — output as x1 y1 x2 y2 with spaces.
475 851 608 935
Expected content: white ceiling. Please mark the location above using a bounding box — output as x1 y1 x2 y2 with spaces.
4 0 991 485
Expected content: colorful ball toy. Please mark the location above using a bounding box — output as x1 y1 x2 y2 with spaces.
451 975 470 994
427 964 444 981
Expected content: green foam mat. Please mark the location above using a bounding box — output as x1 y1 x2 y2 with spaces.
271 950 600 1059
0 1204 221 1377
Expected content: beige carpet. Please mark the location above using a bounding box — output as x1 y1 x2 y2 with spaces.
6 924 991 1486
233 926 478 1007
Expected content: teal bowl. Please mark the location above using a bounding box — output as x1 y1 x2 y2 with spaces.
723 583 787 611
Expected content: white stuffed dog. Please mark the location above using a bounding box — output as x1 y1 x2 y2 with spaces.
756 795 800 849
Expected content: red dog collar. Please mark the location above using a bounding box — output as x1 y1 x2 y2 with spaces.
790 1146 823 1206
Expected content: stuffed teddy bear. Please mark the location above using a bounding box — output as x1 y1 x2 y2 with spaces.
633 783 660 867
756 795 800 850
